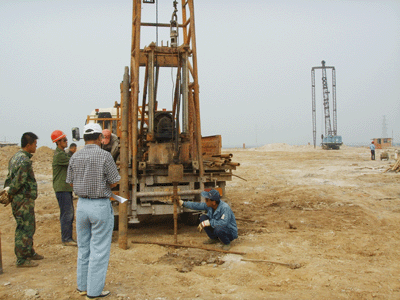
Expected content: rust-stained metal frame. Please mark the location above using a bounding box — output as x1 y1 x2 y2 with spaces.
116 0 205 248
113 0 236 249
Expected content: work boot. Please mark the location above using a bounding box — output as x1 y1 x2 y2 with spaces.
221 243 231 251
86 291 110 299
203 238 219 245
16 260 39 268
30 253 44 260
63 239 77 247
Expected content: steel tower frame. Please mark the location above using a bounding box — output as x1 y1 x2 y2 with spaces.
311 60 337 148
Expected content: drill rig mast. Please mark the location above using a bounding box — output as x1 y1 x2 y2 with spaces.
311 60 343 149
116 0 238 248
72 0 240 250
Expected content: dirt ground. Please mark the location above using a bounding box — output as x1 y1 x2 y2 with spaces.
1 144 400 300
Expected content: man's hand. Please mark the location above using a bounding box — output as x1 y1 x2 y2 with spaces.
0 187 11 207
197 219 210 233
167 197 184 207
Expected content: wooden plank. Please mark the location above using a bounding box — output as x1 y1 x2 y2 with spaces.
201 135 222 157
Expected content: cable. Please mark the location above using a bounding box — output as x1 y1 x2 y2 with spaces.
156 0 158 46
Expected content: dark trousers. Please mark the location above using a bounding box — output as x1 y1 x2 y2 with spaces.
371 150 375 160
199 215 234 245
11 196 36 265
55 192 74 242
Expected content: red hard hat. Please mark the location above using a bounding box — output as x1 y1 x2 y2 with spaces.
51 130 66 143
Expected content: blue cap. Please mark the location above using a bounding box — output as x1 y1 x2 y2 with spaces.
201 189 221 203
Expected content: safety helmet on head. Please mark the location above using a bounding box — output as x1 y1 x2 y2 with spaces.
51 130 66 143
201 189 221 203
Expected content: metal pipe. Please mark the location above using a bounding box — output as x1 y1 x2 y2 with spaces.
140 22 184 28
139 62 149 149
136 189 202 197
332 68 337 136
188 0 204 191
173 183 178 243
180 1 189 45
182 51 189 133
0 230 3 274
311 69 316 148
148 48 155 136
154 65 160 105
130 0 141 223
118 67 130 250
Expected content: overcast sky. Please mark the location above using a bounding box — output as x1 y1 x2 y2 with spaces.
1 0 399 149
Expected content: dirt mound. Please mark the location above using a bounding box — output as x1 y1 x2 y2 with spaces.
0 146 54 176
0 145 20 170
32 146 54 163
32 146 54 175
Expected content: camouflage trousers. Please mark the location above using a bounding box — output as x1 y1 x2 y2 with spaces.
11 195 36 265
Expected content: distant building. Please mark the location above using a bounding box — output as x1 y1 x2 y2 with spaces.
371 138 392 149
0 142 18 148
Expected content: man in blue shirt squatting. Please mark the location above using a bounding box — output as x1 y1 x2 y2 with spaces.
179 189 238 251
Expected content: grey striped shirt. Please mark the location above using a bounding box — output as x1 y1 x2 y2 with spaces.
66 144 120 198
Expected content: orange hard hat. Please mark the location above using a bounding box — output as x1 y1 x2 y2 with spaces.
51 130 66 143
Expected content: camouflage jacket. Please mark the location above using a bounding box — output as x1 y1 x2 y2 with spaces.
4 149 37 200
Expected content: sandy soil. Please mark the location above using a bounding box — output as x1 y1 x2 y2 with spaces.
0 144 400 300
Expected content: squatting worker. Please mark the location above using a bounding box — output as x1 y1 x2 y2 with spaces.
66 123 120 299
4 132 44 267
51 130 76 246
179 189 238 251
101 129 120 162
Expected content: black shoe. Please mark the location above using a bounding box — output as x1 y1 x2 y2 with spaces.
86 291 110 299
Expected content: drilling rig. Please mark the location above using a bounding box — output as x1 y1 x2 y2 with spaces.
311 60 343 149
73 0 239 249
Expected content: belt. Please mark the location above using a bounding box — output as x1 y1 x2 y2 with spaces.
79 196 109 200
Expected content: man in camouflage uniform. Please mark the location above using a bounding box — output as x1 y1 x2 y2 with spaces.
4 132 44 268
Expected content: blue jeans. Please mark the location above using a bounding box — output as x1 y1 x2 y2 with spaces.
55 192 74 242
200 215 234 245
76 198 113 297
